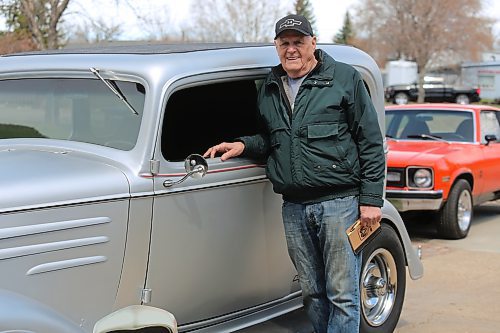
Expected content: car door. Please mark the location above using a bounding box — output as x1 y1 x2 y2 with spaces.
477 110 500 201
146 75 298 326
423 81 445 102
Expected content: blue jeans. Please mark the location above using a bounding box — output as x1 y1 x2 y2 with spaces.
282 196 361 333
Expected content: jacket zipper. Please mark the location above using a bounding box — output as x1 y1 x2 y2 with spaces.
275 76 293 123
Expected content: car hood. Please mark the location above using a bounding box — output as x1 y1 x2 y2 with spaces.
0 148 130 213
387 140 464 166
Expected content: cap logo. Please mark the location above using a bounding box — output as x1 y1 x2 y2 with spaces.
279 19 302 29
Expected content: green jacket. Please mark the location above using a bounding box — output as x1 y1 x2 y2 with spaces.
239 49 385 206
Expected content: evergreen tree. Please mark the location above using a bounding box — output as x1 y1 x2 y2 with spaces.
334 11 354 45
293 0 317 37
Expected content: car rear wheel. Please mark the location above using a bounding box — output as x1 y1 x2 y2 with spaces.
437 179 473 239
360 224 406 333
393 92 409 105
455 94 470 104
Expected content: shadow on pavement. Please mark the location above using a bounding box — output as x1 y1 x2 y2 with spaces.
402 201 500 241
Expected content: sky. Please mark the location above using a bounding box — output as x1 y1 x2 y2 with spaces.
64 0 360 42
1 0 499 43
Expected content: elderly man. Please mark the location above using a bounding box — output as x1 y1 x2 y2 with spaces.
204 14 385 333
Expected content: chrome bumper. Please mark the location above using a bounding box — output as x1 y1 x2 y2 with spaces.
386 189 443 212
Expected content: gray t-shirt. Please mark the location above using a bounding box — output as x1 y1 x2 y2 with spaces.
281 75 306 111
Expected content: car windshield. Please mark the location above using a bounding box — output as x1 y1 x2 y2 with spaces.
0 78 145 150
386 109 474 142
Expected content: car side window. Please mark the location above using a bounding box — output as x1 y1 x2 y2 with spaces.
161 79 260 161
480 111 500 143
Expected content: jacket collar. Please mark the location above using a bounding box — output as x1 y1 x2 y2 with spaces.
268 49 336 86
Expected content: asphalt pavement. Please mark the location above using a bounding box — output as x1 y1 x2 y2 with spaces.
396 200 500 333
238 200 500 333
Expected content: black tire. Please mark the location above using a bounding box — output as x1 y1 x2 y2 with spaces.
393 92 409 105
437 179 473 239
455 94 470 105
360 224 406 333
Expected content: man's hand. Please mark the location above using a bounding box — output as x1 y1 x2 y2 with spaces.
359 205 382 228
203 142 245 161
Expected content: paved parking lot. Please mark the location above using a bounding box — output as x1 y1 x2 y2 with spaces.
239 200 500 333
396 200 500 333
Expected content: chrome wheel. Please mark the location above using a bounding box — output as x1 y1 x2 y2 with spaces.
361 248 398 327
437 179 473 239
457 189 472 232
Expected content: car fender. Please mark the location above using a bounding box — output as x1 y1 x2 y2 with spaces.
381 199 424 280
436 163 474 200
0 289 84 333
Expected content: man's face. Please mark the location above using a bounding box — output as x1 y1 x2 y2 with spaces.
274 31 317 78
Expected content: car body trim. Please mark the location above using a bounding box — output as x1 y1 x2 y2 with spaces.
0 236 109 260
0 195 130 214
0 217 111 240
27 256 107 275
179 291 302 331
386 189 443 211
140 163 265 178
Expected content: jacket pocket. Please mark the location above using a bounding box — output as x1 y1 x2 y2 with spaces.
307 123 338 139
300 123 356 187
305 123 346 170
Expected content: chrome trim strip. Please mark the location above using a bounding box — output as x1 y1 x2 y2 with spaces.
26 256 107 275
386 190 443 212
140 164 265 178
0 196 130 214
153 176 269 196
0 217 111 240
0 236 109 260
386 189 443 199
179 291 302 331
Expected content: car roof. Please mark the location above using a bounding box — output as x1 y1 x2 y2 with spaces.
1 43 272 57
385 103 500 112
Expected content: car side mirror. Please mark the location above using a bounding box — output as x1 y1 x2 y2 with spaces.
485 134 497 145
93 305 177 333
163 154 208 187
184 154 208 178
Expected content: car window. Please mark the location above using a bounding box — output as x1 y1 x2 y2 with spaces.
480 110 500 143
386 109 474 142
161 79 260 161
0 78 145 150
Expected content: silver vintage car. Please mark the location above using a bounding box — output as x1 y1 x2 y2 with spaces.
0 44 422 333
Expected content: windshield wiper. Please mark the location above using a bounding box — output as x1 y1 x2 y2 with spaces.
90 67 139 115
406 134 447 142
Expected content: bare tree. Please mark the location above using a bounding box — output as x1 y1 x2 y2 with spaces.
354 0 494 102
18 0 70 49
188 0 284 42
123 0 172 40
69 18 122 44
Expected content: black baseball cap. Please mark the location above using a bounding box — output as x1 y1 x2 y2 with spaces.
274 14 314 39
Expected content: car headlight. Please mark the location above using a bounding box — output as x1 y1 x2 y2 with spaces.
407 167 433 189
